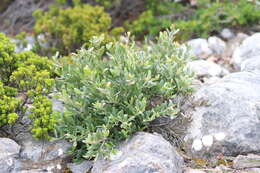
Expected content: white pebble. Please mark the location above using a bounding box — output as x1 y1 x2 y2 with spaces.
6 158 13 166
214 132 226 141
58 148 63 156
57 164 62 170
202 135 213 147
192 139 203 151
47 166 54 172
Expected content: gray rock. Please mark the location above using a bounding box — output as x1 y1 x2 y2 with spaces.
232 33 260 70
235 33 250 42
14 171 48 173
220 28 235 40
67 161 93 173
187 39 213 59
203 76 221 84
241 56 260 72
0 100 69 173
12 36 35 53
233 154 260 169
190 79 203 90
208 36 226 55
0 138 21 157
245 168 260 173
12 34 50 53
184 168 206 173
187 60 229 78
20 136 71 161
183 71 260 159
52 98 64 113
92 132 183 173
11 136 71 173
12 115 32 142
224 33 249 58
48 92 64 113
11 158 66 173
0 138 21 173
185 167 260 173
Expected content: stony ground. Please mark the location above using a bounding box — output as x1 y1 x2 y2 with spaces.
1 29 260 173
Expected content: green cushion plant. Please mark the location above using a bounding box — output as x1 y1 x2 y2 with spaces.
33 3 124 56
0 33 56 139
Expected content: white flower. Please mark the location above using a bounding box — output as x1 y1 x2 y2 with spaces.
202 135 213 147
192 139 203 151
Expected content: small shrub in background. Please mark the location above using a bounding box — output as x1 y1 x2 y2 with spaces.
175 0 260 40
33 3 124 56
54 0 121 8
56 28 193 161
126 0 186 39
0 33 56 139
95 0 121 8
125 10 171 39
126 0 260 40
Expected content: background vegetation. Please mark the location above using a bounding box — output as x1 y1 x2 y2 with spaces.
32 0 260 56
127 0 260 40
34 2 124 55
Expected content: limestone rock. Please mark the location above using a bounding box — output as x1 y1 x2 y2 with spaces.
232 33 260 70
184 168 206 173
241 56 260 72
233 154 260 169
20 136 71 162
220 28 235 40
67 161 93 173
12 36 35 53
92 132 183 173
224 33 249 58
52 98 64 113
208 36 226 55
0 138 21 173
187 39 213 59
183 71 260 159
187 60 229 79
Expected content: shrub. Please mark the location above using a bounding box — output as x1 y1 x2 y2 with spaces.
33 3 124 56
126 1 186 39
55 0 120 7
125 10 172 39
175 0 260 40
0 33 56 139
126 0 260 40
95 0 121 8
56 28 193 161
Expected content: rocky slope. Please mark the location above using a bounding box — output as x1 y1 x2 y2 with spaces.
0 0 53 35
1 29 260 173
